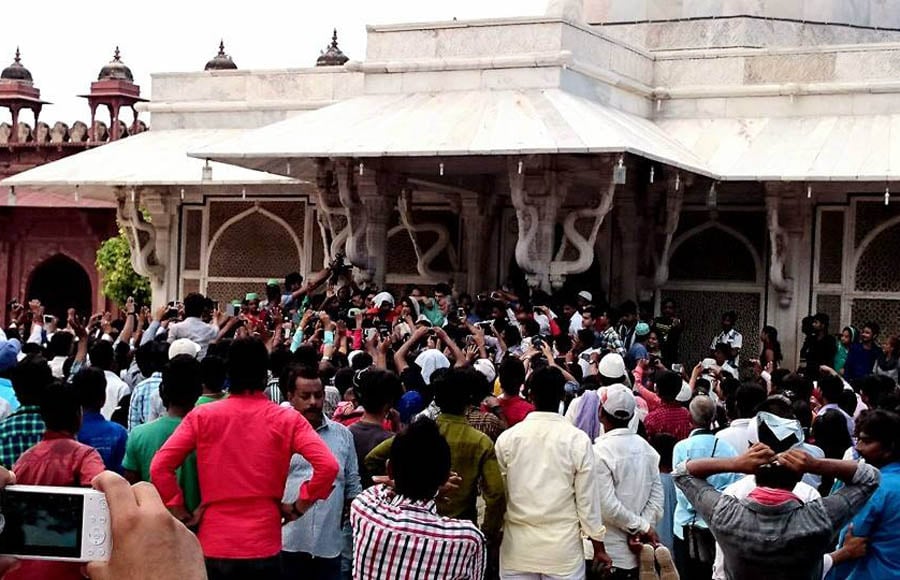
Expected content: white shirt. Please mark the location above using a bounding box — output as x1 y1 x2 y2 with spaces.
495 412 606 576
569 312 584 337
101 370 131 420
593 428 664 570
712 475 820 580
715 418 753 454
49 356 68 380
166 317 218 358
711 329 743 351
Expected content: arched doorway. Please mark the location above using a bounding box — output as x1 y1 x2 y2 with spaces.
27 254 92 320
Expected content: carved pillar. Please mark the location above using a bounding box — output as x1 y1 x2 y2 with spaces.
459 191 496 295
615 192 639 304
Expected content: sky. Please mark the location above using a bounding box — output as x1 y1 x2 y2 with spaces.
3 0 548 125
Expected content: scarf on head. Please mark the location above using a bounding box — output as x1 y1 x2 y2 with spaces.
574 390 601 441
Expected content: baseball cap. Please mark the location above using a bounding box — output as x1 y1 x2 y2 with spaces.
597 353 627 379
266 279 280 287
635 322 651 337
168 338 201 360
473 358 496 383
415 314 432 327
373 292 395 308
577 291 593 302
0 338 21 372
602 383 636 420
245 292 259 301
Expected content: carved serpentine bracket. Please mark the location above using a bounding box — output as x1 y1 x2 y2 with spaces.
508 158 566 291
765 191 794 308
333 158 372 283
549 178 617 289
314 159 350 267
398 188 459 280
115 190 165 286
652 174 688 288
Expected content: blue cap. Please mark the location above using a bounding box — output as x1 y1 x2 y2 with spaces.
0 338 22 372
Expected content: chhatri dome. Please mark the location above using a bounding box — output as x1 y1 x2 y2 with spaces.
1 48 32 82
98 47 134 82
316 29 349 66
205 40 238 71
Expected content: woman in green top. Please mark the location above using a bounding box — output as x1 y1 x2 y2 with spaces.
834 326 858 375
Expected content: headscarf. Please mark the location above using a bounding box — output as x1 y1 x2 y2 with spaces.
414 349 450 385
573 390 601 441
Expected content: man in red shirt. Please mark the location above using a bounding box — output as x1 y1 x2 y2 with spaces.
10 381 106 580
151 337 339 580
643 371 693 441
497 358 534 427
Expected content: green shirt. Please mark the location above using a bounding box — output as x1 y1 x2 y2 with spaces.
196 394 227 406
365 413 505 537
122 416 201 511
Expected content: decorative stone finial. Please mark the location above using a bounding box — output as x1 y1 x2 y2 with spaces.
205 39 238 71
316 28 349 67
1 47 33 82
98 46 134 81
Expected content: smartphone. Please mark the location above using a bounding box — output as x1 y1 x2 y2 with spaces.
0 485 111 562
42 315 54 325
365 328 377 341
671 363 683 373
230 304 241 317
457 308 466 319
210 301 219 311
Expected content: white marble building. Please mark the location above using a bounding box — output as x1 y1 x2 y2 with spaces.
8 0 900 366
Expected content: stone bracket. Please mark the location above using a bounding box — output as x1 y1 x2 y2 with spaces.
115 190 165 286
398 188 458 280
549 177 616 285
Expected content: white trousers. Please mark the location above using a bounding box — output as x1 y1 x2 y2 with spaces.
500 569 585 580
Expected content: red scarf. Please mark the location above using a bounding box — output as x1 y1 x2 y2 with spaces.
748 487 800 505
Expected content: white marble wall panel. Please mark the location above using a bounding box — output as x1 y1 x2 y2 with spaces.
482 67 561 90
608 0 647 21
153 74 249 103
834 50 900 81
850 94 900 115
655 57 745 86
743 53 836 84
364 73 403 95
366 30 440 60
399 70 483 92
870 0 900 29
245 72 335 102
592 0 886 25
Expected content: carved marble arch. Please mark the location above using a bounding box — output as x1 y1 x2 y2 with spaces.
668 221 762 284
205 205 304 281
853 215 900 293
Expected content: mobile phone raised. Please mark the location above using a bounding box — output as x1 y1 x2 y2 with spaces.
0 485 111 562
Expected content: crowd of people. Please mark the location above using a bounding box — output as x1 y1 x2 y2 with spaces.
1 257 899 580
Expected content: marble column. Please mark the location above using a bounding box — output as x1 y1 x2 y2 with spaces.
459 191 496 296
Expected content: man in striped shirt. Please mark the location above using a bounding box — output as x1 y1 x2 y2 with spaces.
350 418 486 580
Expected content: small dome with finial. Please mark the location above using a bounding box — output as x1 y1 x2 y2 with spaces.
1 48 33 82
98 47 134 81
205 40 238 71
316 29 349 67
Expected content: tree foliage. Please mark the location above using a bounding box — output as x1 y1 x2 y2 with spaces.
96 229 151 307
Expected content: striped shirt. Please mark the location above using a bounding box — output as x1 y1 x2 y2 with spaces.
350 485 486 580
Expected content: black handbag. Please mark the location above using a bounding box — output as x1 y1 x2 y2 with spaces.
683 438 718 564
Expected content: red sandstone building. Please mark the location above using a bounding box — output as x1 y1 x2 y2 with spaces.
0 48 147 321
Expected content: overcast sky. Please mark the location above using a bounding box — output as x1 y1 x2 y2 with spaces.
3 0 548 125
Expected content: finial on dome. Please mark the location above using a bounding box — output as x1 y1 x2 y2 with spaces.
316 28 349 67
205 39 238 71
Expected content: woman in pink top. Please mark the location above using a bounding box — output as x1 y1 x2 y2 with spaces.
151 338 338 580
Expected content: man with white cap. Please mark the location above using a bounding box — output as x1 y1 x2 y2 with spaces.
594 384 667 580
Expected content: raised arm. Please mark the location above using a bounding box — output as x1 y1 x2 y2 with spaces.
393 327 429 373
